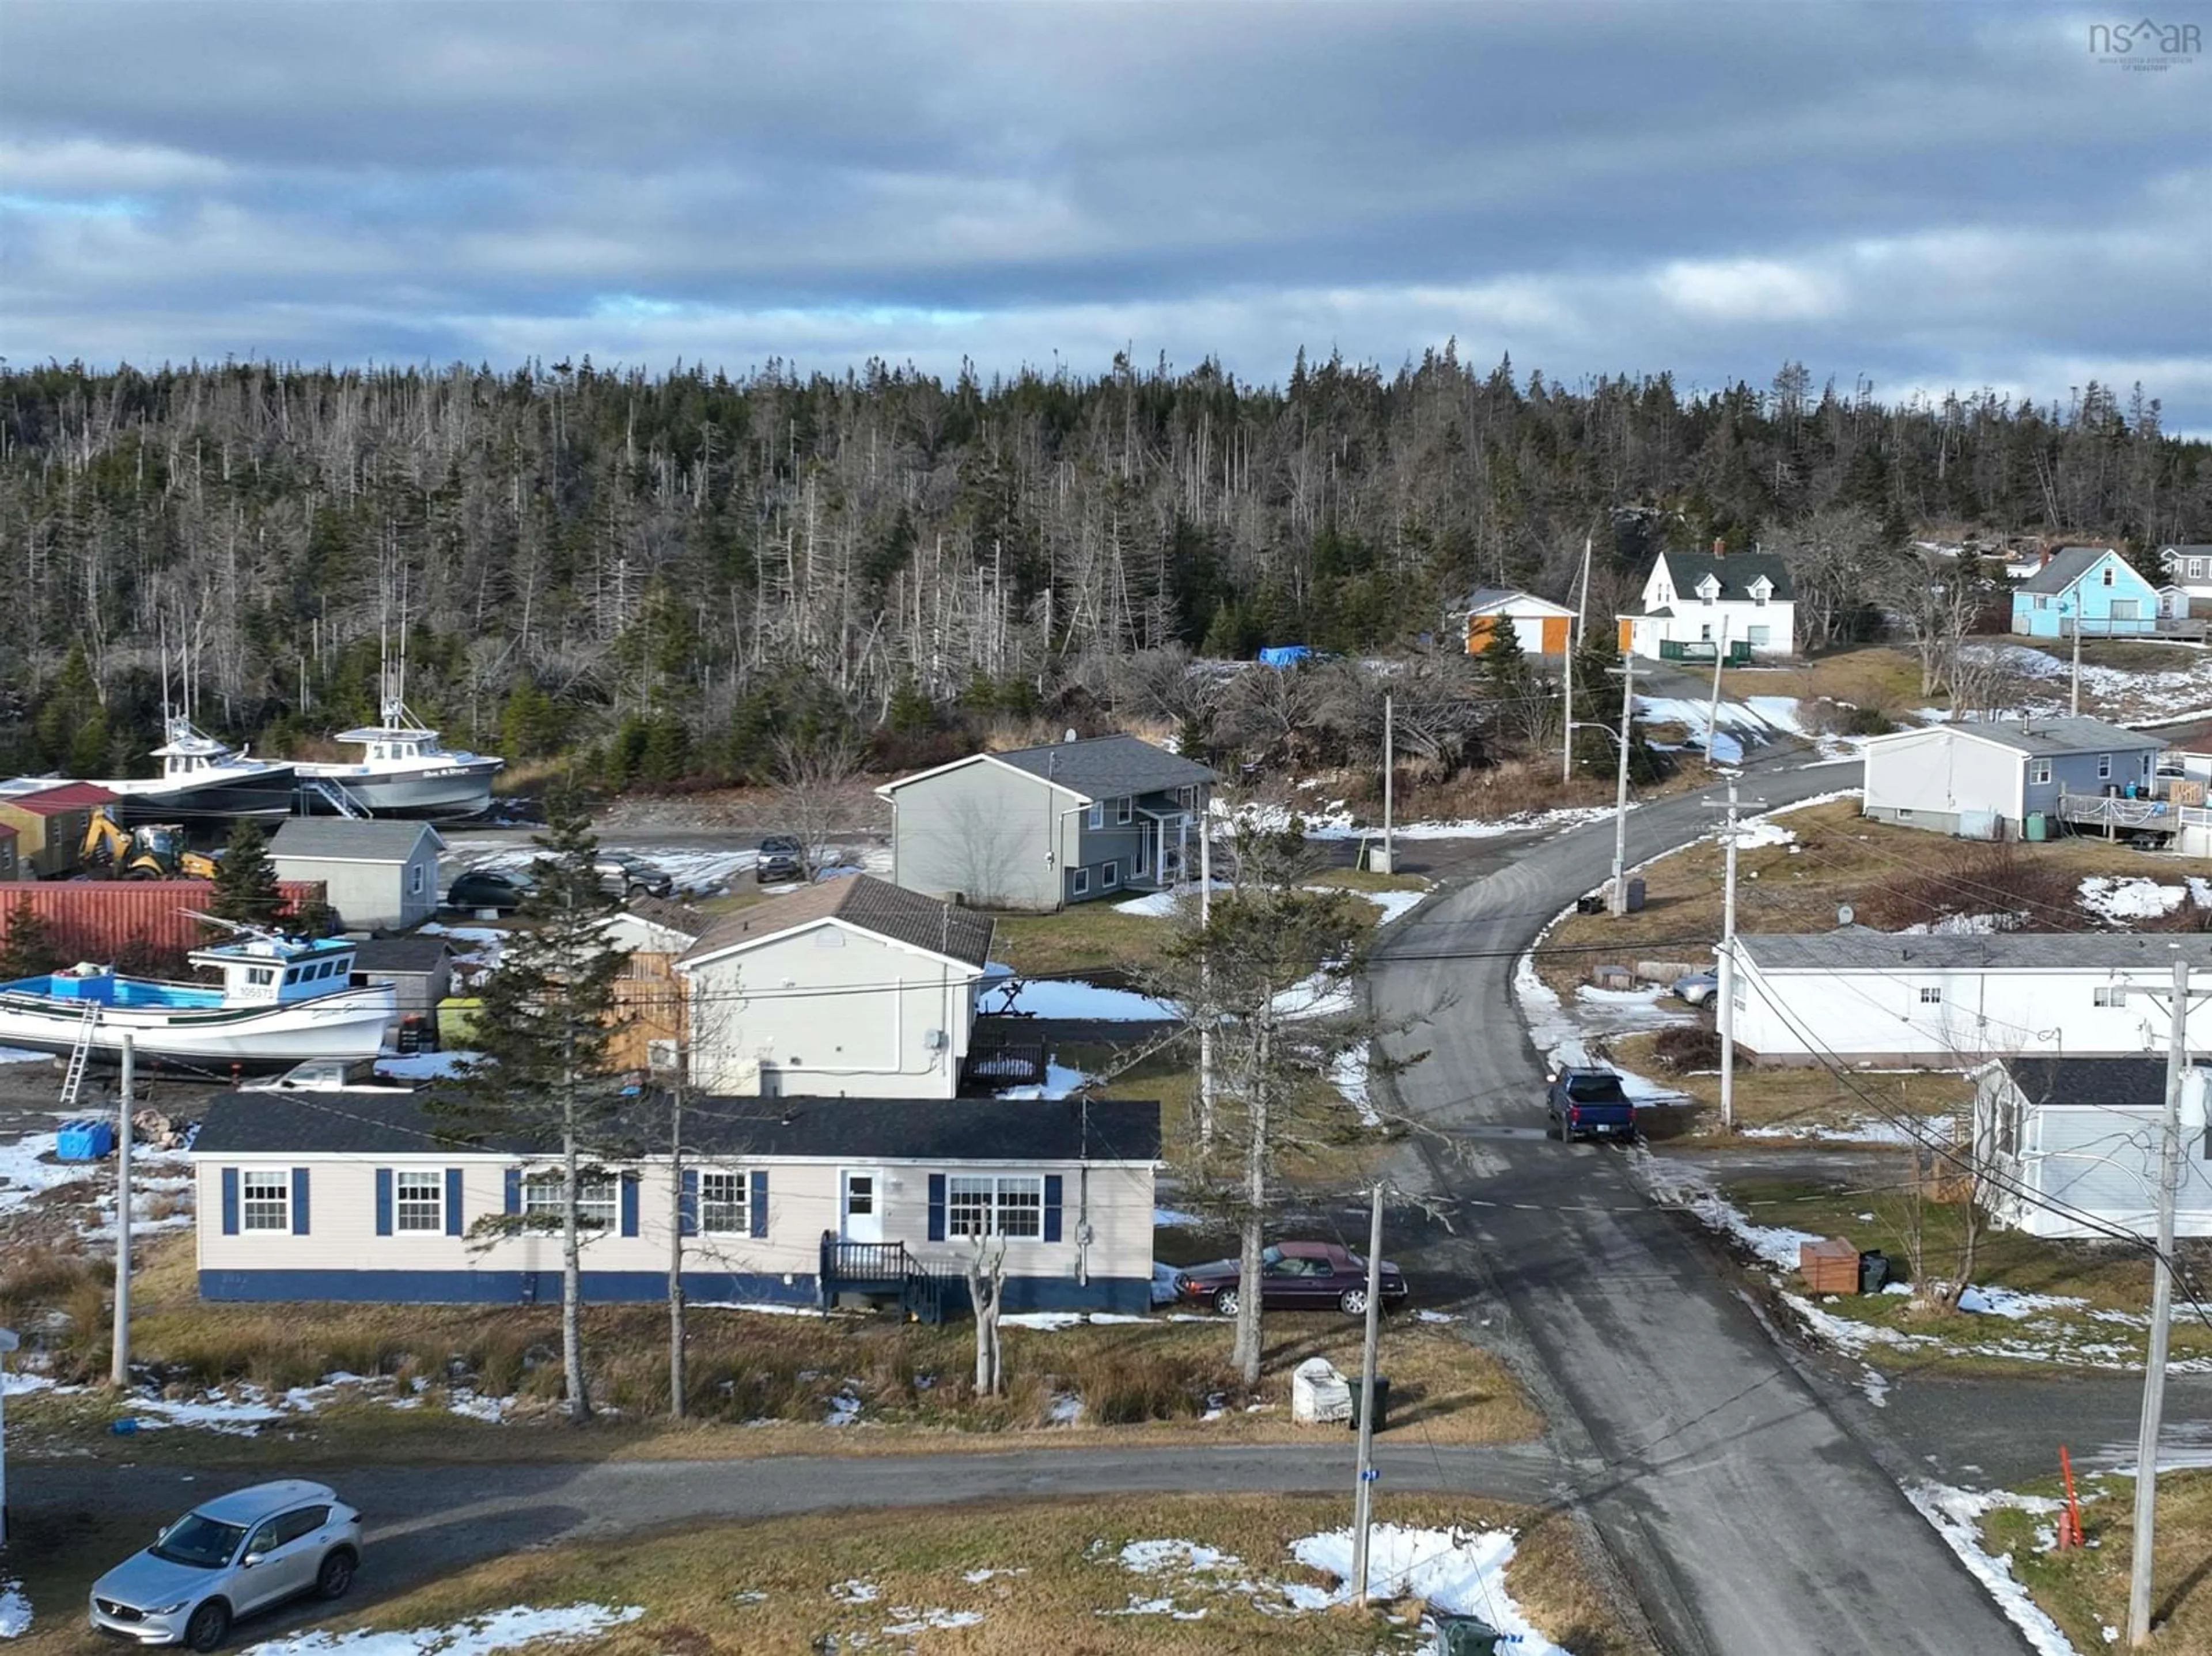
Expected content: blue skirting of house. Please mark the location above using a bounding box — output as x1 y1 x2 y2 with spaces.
197 1269 1150 1315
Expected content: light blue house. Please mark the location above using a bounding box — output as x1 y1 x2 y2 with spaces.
2012 546 2161 639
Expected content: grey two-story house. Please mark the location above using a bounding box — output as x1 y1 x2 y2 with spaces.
877 734 1217 910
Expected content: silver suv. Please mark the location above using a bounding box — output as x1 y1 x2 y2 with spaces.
89 1480 360 1650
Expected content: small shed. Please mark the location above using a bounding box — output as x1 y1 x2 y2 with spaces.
0 780 119 878
350 934 455 1037
271 819 446 931
602 897 707 1075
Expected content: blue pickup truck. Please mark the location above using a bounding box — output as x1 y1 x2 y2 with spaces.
1546 1066 1638 1142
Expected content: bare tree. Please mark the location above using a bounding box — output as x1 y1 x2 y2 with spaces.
1892 548 1986 699
1772 506 1886 653
769 733 866 878
963 1238 1009 1396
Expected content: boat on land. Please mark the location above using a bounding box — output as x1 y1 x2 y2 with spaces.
289 594 503 818
0 926 395 1070
65 719 300 823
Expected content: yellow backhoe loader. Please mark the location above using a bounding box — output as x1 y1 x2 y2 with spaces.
81 811 221 881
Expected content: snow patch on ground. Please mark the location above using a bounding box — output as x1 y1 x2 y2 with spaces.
0 1581 29 1639
1001 1311 1152 1331
1222 798 1623 842
2077 876 2192 922
1904 1483 2080 1656
234 1605 645 1656
1153 1206 1203 1227
995 1061 1091 1101
1960 643 2212 723
1632 1153 1827 1272
882 1608 984 1634
0 1047 47 1064
1113 882 1230 918
0 1134 79 1218
1743 1113 1961 1147
375 1051 474 1079
1289 1524 1569 1651
1342 888 1426 926
1331 1046 1381 1128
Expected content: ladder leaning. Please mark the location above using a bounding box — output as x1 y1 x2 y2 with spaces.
57 1001 102 1112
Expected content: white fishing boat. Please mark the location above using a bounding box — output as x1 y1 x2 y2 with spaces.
0 929 396 1070
289 593 503 818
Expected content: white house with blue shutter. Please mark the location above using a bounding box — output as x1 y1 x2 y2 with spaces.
190 1086 1163 1315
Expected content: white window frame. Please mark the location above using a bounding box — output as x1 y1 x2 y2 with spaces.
2030 759 2052 785
2033 594 2049 611
1086 801 1104 830
698 1169 748 1234
240 1170 290 1233
2192 559 2206 580
2099 754 2113 780
1115 795 1132 825
1102 860 1118 888
1752 583 1770 608
2103 564 2117 587
1070 867 1090 898
2094 986 2123 1008
394 1169 442 1233
409 863 426 896
945 1174 1044 1240
1699 622 1713 642
1747 625 1772 647
523 1170 618 1229
1918 985 1943 1006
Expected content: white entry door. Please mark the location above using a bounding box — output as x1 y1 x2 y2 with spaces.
840 1170 883 1244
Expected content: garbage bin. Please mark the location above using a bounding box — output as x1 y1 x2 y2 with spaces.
1858 1250 1890 1295
1435 1615 1508 1656
1346 1375 1391 1433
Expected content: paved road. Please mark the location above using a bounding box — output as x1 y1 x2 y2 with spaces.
17 1441 1566 1607
1372 750 2035 1656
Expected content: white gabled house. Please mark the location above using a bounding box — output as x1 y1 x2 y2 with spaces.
1975 1057 2212 1238
1616 544 1794 663
675 874 995 1098
1730 930 2212 1066
190 1085 1163 1313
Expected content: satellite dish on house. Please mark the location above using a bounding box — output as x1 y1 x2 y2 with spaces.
1838 903 1855 927
1063 729 1079 744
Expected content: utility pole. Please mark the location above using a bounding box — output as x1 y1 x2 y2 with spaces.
2126 954 2200 1646
1378 693 1395 874
2071 610 2084 719
1704 780 1766 1133
1608 651 1635 915
666 1058 687 1421
109 1033 134 1391
1706 622 1729 768
1199 814 1215 1155
1563 535 1590 785
1350 1182 1386 1605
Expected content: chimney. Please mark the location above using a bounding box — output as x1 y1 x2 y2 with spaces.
1711 536 1726 559
2040 547 2054 570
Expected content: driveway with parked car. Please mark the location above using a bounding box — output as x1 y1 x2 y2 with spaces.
1168 1240 1408 1318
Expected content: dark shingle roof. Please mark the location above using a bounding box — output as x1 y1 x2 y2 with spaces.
616 895 711 941
1999 1056 2176 1114
271 819 444 862
1657 551 1794 602
683 873 994 969
990 735 1217 798
2017 546 2134 595
350 935 454 973
191 1090 1162 1164
1740 930 2212 972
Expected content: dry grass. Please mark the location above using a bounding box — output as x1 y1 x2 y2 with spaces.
1983 1468 2212 1653
4 1494 1646 1656
1 1233 1534 1464
1721 645 1931 717
1536 798 2176 998
1609 1030 1974 1136
990 905 1175 978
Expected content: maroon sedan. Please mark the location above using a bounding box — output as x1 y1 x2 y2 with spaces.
1171 1240 1410 1318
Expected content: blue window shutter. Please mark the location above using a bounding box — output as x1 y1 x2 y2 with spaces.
620 1173 640 1237
291 1168 311 1236
749 1170 768 1238
927 1173 946 1242
1043 1175 1063 1243
445 1168 464 1236
503 1167 521 1215
679 1169 699 1237
374 1169 393 1236
221 1167 239 1235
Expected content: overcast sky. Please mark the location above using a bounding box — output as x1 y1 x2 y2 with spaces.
3 2 2208 429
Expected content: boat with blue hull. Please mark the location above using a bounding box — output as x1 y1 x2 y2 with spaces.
0 930 396 1070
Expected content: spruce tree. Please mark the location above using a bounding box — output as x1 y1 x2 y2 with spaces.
444 802 629 1422
0 897 61 979
209 821 285 928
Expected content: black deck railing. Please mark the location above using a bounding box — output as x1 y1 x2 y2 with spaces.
819 1234 955 1323
961 1036 1048 1091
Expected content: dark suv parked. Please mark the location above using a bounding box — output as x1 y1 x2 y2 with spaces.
756 835 805 884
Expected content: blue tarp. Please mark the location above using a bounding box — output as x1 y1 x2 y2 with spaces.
1257 645 1312 668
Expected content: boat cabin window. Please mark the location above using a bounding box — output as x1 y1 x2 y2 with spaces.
248 968 275 987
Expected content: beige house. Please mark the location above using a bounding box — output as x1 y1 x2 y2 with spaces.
676 876 995 1098
190 1085 1161 1314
